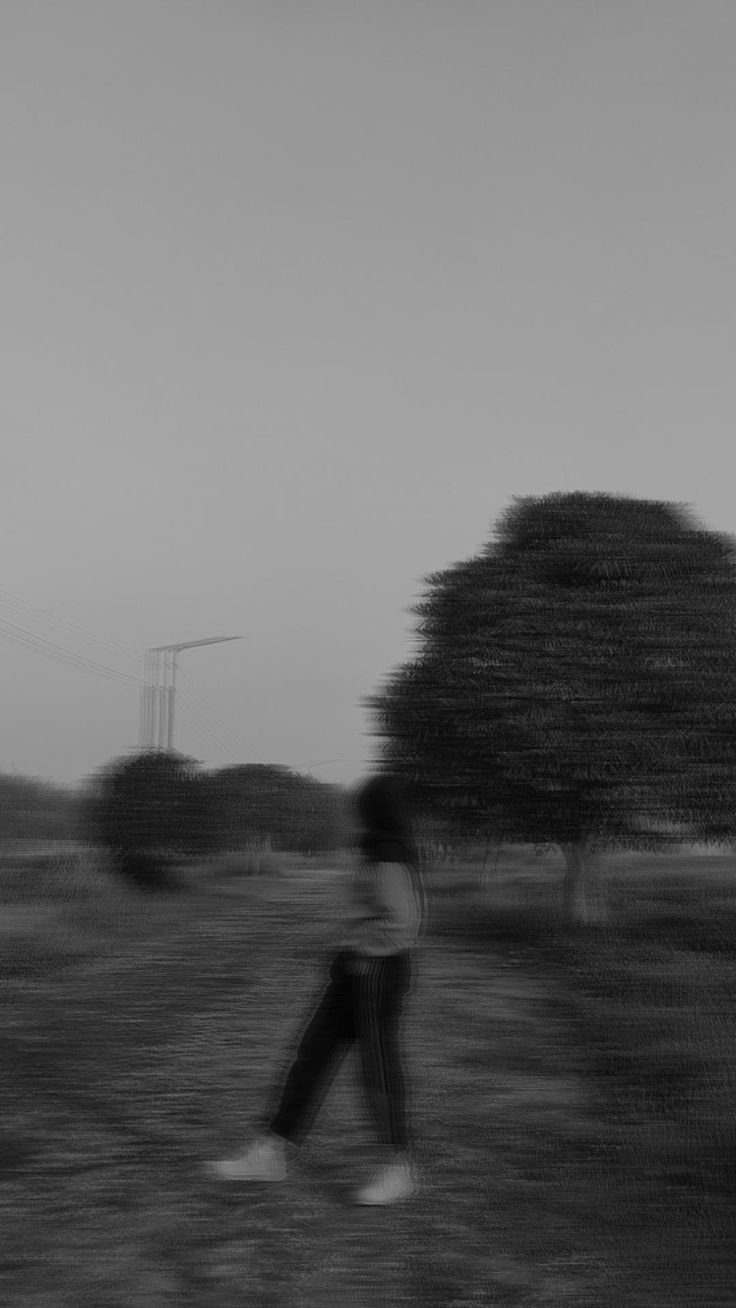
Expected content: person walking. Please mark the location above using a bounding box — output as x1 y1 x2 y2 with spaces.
206 773 427 1205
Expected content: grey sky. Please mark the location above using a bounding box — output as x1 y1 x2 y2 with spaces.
2 1 734 788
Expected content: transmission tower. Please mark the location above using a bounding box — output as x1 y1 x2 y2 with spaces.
139 636 241 751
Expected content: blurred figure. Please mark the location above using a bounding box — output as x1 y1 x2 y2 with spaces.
206 774 427 1205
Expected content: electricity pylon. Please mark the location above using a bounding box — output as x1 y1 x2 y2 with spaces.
139 636 241 751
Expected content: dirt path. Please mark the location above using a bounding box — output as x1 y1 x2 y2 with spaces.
2 873 620 1306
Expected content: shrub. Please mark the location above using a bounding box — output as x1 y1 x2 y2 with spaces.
92 750 208 892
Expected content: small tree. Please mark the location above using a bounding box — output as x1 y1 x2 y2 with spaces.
206 764 345 857
290 775 347 856
94 749 208 891
368 492 736 923
207 764 296 852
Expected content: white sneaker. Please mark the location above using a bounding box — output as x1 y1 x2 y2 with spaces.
205 1135 287 1182
353 1160 416 1206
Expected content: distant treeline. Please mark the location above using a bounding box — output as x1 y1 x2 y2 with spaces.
0 761 349 855
0 774 83 844
0 761 475 868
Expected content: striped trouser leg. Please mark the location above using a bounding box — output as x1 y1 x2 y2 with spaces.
354 951 412 1153
266 951 356 1146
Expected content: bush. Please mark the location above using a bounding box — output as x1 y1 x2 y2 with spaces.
92 750 210 892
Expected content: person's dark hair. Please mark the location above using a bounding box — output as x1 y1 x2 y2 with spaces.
355 774 417 865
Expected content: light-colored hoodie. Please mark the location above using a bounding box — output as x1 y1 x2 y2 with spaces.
341 860 427 958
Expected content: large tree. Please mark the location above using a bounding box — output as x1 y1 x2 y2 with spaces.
367 492 736 922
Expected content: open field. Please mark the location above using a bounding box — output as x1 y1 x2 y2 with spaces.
2 846 736 1305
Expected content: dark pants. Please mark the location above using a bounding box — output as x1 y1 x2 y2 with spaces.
265 948 413 1152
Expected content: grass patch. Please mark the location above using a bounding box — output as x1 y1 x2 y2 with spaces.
437 850 736 1299
0 848 142 977
4 850 736 1304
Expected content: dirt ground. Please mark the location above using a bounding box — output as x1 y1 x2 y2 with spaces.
0 863 701 1306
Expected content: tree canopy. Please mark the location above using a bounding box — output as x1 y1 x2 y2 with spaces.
368 491 736 852
92 749 211 858
206 764 345 853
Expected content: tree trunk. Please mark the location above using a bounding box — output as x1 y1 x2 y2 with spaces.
477 841 501 888
561 840 606 925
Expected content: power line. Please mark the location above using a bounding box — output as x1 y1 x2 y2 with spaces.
0 618 144 689
0 619 140 685
0 586 142 660
177 667 243 745
170 702 227 762
174 687 243 764
178 667 259 762
300 759 344 779
178 669 255 760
